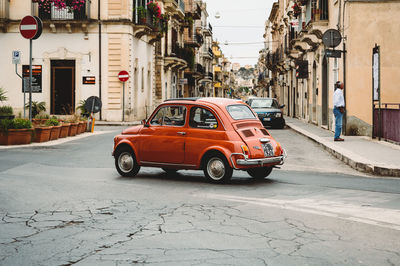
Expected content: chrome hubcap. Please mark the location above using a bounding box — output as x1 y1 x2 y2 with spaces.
118 152 134 173
207 157 225 180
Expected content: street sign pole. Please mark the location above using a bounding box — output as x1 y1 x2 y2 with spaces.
29 39 33 121
118 70 129 122
122 82 125 122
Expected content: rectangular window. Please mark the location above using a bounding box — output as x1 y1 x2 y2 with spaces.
189 107 218 129
226 105 257 120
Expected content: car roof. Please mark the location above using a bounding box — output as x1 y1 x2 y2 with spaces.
163 97 244 108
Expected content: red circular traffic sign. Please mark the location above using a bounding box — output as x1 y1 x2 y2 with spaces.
20 16 39 39
118 70 129 82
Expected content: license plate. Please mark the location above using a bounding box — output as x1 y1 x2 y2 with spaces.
263 117 271 121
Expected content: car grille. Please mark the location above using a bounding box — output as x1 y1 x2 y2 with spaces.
262 143 274 157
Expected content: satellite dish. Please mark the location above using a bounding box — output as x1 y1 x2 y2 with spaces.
322 29 342 48
85 96 102 114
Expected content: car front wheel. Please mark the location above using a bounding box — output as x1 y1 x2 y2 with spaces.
203 154 233 183
115 146 140 177
247 167 273 180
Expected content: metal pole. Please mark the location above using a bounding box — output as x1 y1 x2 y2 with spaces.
29 39 33 121
378 46 381 141
122 82 125 121
342 41 347 135
15 64 25 118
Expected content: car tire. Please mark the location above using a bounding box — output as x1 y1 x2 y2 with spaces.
203 153 233 183
247 167 273 180
162 168 178 175
115 146 140 177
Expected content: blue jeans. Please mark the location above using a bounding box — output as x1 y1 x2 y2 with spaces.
333 107 343 139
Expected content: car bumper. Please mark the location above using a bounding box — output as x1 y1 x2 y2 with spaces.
259 117 285 126
230 149 286 169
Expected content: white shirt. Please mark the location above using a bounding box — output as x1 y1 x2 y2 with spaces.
333 89 345 107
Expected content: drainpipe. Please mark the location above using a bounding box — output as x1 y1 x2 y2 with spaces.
98 0 102 120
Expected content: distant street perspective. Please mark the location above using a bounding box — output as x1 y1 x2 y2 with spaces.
1 126 400 265
1 0 400 265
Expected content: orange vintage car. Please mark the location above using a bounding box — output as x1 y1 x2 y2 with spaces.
113 98 286 183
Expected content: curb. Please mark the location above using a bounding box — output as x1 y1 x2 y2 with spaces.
286 123 400 177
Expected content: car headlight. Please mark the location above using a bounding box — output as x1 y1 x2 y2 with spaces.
275 113 282 118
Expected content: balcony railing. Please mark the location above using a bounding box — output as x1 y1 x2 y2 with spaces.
38 1 89 20
185 0 201 19
133 7 163 32
0 0 9 19
195 63 204 74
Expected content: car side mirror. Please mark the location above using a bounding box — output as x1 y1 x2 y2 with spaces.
142 119 150 127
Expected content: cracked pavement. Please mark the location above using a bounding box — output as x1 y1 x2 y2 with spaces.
1 127 400 265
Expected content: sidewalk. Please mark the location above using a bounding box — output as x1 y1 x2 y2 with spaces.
285 117 400 177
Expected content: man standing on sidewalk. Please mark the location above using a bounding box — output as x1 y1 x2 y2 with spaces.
333 81 345 141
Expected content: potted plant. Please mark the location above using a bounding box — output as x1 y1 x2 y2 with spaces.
0 118 33 145
59 120 71 138
25 101 46 119
79 117 88 133
46 117 61 141
32 121 52 143
0 105 14 120
67 114 80 136
0 88 14 120
33 111 50 127
135 6 147 24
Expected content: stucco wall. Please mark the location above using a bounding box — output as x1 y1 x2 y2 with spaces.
346 2 400 127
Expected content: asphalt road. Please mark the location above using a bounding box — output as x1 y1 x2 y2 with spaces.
0 126 399 265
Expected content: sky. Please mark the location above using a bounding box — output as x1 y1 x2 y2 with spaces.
204 0 276 67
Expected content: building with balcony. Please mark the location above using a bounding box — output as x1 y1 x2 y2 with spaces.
262 0 400 140
0 0 165 121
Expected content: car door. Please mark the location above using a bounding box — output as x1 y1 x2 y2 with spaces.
139 105 187 164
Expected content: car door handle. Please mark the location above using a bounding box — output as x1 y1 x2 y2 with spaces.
177 132 186 135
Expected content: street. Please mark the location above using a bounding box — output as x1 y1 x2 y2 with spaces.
0 127 400 265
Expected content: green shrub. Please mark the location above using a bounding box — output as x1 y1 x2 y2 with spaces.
0 105 13 116
0 118 32 132
45 118 60 126
0 87 7 102
25 101 46 118
34 111 50 120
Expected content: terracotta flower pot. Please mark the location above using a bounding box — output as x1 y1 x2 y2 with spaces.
68 123 79 136
49 125 62 141
0 129 33 145
79 121 87 133
59 123 71 138
33 126 52 143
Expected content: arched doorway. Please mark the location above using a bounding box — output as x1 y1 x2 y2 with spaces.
321 56 329 125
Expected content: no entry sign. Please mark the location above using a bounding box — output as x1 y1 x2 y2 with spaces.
118 71 129 82
19 16 42 40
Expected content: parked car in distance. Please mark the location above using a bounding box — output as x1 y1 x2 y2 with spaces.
247 97 285 129
113 98 286 183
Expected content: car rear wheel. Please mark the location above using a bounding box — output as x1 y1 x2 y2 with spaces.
115 146 140 177
247 167 273 180
203 154 233 183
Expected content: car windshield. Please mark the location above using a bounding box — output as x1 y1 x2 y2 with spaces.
226 104 257 120
250 99 279 109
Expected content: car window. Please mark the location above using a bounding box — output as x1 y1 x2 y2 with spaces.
226 104 257 120
150 106 186 126
189 107 218 129
250 99 273 108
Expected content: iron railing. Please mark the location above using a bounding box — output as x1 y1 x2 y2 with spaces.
133 2 164 31
0 0 9 19
38 0 89 20
373 103 400 143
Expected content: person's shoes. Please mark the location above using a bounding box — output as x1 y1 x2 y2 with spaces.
334 138 344 141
